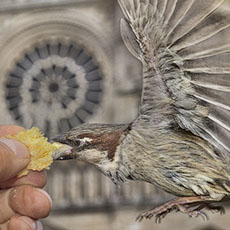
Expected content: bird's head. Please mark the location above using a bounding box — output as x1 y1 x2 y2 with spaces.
53 123 130 166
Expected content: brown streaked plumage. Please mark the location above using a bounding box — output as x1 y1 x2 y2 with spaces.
53 0 230 222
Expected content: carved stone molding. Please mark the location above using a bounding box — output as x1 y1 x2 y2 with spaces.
0 0 102 11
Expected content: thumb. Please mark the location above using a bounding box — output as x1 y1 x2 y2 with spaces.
0 139 30 182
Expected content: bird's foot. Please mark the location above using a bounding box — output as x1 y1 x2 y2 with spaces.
136 201 207 223
136 196 222 223
136 202 176 223
177 204 208 221
202 204 225 215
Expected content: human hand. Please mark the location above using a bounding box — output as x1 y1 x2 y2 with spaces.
0 125 52 230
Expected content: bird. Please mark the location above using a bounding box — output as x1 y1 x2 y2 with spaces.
53 0 230 223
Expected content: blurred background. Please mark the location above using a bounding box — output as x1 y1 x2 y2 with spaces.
0 0 229 229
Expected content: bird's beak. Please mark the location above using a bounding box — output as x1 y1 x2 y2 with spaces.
52 134 74 161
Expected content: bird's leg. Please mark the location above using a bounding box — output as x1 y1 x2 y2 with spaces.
136 196 222 223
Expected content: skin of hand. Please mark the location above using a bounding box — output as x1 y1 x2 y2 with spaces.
0 125 52 230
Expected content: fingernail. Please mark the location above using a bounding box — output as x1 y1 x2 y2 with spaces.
35 220 43 230
38 189 53 206
21 217 43 230
0 138 29 159
20 216 37 229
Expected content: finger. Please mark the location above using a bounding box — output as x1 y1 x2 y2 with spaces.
0 221 7 230
7 215 43 230
0 125 24 137
0 185 52 223
0 139 30 182
0 171 47 189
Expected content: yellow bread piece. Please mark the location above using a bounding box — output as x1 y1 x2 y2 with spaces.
6 127 63 177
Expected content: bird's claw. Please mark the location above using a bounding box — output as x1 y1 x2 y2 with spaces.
136 196 225 223
205 204 225 215
187 210 208 221
177 204 209 221
136 203 212 223
136 203 177 223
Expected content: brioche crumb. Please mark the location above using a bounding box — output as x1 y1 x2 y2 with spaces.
6 127 63 177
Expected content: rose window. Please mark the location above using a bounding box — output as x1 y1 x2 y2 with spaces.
5 42 103 136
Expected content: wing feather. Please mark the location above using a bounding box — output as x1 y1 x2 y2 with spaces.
156 0 168 17
166 0 196 38
169 0 226 47
118 0 230 158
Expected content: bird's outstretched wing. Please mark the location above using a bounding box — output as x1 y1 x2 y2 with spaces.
118 0 230 157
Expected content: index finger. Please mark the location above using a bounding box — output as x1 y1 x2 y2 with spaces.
0 140 30 182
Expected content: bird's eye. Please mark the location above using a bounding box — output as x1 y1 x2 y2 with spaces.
74 140 81 146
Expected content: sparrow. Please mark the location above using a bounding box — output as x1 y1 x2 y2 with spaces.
53 0 230 222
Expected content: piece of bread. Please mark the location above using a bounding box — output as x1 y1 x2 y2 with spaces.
6 127 64 177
